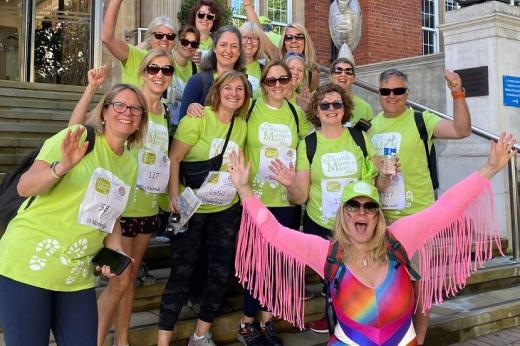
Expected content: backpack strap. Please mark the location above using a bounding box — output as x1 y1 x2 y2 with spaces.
191 60 198 76
162 103 173 148
413 110 439 189
247 99 257 119
324 241 345 286
386 232 421 281
305 131 317 165
285 99 299 134
324 241 346 336
83 124 96 155
347 126 368 158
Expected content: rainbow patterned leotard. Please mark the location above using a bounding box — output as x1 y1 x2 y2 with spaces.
329 259 415 346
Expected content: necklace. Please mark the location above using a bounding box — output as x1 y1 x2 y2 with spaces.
362 257 368 267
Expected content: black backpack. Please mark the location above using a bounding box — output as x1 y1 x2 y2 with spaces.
324 233 420 335
0 125 96 232
414 110 439 190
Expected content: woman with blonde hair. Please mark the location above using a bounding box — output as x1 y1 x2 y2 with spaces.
239 21 266 96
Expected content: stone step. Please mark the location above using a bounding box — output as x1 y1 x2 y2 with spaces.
0 108 73 122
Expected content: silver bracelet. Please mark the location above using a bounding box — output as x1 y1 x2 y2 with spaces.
50 161 64 179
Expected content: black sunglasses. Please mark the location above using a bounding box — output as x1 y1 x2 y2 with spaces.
284 34 305 42
332 67 354 76
197 11 216 21
146 64 174 77
180 38 200 49
264 75 291 87
379 87 408 96
318 101 344 111
344 200 379 215
153 32 176 41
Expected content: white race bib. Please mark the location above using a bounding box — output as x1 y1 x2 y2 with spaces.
196 171 236 206
321 178 357 218
137 149 170 193
78 168 130 233
258 146 296 182
380 174 405 210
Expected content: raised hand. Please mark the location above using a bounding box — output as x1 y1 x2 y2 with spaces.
296 87 311 112
268 159 296 187
59 127 90 175
479 132 517 180
444 69 463 92
87 66 107 89
228 150 253 198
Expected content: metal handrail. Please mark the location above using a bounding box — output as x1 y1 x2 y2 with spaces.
319 64 520 259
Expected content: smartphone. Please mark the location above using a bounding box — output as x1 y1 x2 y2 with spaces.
92 247 131 275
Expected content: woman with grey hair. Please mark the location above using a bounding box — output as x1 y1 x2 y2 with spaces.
240 21 266 96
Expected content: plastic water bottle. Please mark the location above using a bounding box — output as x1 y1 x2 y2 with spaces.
383 147 397 176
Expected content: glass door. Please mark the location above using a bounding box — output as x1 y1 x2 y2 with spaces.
0 0 24 81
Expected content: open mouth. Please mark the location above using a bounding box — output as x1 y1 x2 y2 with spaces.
354 221 368 233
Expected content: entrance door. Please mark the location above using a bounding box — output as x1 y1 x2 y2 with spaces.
0 1 24 81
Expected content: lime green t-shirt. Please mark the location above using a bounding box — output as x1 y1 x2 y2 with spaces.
0 126 137 291
169 60 198 105
121 44 148 87
245 61 262 97
245 97 313 207
297 130 378 230
266 31 282 47
350 94 374 125
175 107 247 213
369 107 441 220
200 37 213 51
123 111 170 217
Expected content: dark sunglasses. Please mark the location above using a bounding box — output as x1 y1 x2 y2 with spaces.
284 34 305 42
344 200 379 215
153 32 176 41
264 75 291 87
180 38 200 49
332 67 354 76
146 64 174 77
379 87 408 96
105 102 144 117
318 101 344 111
197 11 216 21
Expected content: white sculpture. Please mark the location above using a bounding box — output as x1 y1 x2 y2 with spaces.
329 0 362 62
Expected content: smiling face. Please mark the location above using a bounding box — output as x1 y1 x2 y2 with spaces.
284 26 305 54
103 89 143 141
242 32 259 60
263 65 291 104
218 78 246 114
379 75 409 117
149 25 176 50
317 91 344 127
213 31 241 70
195 5 214 34
287 58 305 89
330 62 355 91
143 56 173 96
344 196 379 245
178 31 198 60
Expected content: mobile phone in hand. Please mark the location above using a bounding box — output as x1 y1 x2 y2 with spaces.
92 247 131 275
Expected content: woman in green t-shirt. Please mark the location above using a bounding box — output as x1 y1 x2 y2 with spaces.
240 21 266 96
0 84 148 345
285 53 311 112
186 0 222 61
157 71 250 346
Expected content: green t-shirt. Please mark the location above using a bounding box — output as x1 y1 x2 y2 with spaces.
245 96 313 207
370 107 441 220
245 61 262 97
175 107 247 213
0 126 137 291
121 44 148 87
297 130 378 230
350 94 374 125
123 111 170 217
200 37 213 51
266 31 282 47
169 60 198 104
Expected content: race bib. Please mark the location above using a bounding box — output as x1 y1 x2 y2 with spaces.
321 178 357 218
380 174 405 210
258 146 296 182
196 171 236 206
137 149 170 193
78 168 130 233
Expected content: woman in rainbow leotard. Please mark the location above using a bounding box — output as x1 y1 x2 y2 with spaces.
228 133 517 346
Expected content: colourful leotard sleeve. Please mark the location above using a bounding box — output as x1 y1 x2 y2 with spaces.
389 171 500 312
235 195 329 329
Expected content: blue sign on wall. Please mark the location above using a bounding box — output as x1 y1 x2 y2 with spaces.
503 75 520 108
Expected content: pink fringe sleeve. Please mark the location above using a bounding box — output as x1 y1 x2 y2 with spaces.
235 196 329 329
390 172 502 312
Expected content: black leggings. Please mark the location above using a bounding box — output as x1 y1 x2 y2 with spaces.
158 203 241 329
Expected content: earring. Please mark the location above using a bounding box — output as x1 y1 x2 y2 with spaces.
102 119 105 126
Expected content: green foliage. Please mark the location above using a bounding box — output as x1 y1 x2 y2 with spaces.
177 0 234 29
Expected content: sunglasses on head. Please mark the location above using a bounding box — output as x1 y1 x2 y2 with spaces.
332 67 354 76
318 101 344 111
146 64 174 77
379 87 408 96
197 11 216 21
284 34 305 42
264 75 291 87
153 32 176 41
180 38 200 49
344 200 379 215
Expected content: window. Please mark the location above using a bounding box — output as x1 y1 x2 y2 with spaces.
231 0 291 34
421 0 439 55
445 0 460 11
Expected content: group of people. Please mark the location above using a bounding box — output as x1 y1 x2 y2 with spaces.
0 1 515 346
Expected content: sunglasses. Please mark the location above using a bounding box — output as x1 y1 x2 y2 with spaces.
180 38 200 49
197 11 216 21
264 75 291 87
146 64 174 77
318 101 344 111
344 200 379 215
105 102 144 117
153 32 176 41
332 67 354 76
379 87 408 96
284 34 305 42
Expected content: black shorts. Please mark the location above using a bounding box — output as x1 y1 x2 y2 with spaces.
120 215 159 238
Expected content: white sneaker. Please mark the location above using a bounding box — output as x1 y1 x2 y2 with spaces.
188 332 217 346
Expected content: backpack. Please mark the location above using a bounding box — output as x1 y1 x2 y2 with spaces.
414 110 439 190
247 98 299 134
0 125 96 232
305 125 368 165
323 233 421 335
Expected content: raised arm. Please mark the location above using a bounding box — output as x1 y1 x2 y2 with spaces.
100 0 130 62
242 1 280 60
69 66 106 126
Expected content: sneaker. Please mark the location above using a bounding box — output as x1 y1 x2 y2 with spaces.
188 332 216 346
237 322 270 346
307 317 329 334
260 320 283 346
155 235 170 243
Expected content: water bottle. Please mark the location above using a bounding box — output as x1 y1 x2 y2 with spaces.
383 147 397 176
